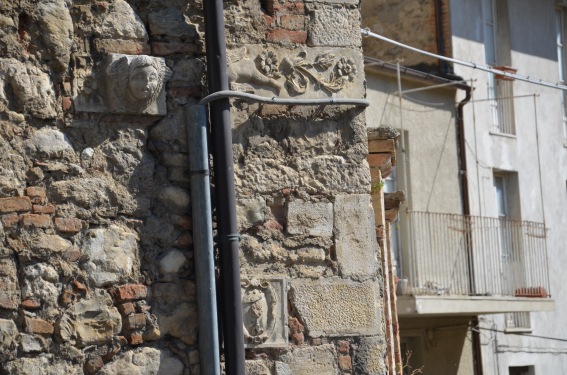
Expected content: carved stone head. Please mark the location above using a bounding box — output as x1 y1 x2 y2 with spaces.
106 54 171 115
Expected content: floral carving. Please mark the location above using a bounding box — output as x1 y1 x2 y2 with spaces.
259 51 281 79
255 50 356 96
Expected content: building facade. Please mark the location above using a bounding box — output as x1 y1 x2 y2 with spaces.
363 1 563 374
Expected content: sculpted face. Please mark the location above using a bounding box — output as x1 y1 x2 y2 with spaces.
128 65 159 101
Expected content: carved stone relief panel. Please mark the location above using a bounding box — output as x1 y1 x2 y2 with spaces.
241 276 287 348
227 46 364 99
72 54 171 116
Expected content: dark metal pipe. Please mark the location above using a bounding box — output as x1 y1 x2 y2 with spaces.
203 1 246 374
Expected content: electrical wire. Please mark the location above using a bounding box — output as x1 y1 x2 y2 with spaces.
473 325 567 343
361 28 567 92
199 90 369 107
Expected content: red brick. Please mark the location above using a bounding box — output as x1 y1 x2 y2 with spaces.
291 332 304 345
1 213 19 228
20 214 51 228
280 14 306 31
125 313 146 330
21 299 41 309
368 139 397 165
129 332 143 345
151 42 197 56
288 317 304 334
337 340 350 354
0 196 31 213
33 204 55 214
62 97 73 112
118 302 136 316
368 153 392 178
368 139 396 154
113 284 148 302
24 317 54 335
266 29 307 44
54 217 82 233
338 355 352 371
267 0 304 15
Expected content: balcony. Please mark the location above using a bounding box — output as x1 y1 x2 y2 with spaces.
396 211 555 316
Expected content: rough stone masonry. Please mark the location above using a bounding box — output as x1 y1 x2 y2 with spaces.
0 0 387 374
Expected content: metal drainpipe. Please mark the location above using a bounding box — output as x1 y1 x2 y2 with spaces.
435 2 482 373
203 1 246 374
456 81 484 375
187 105 221 375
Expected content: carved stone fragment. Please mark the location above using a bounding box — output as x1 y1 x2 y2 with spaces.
106 54 171 115
72 54 171 115
227 46 363 99
241 276 287 348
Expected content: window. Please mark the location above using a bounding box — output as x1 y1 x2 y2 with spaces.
482 0 516 135
509 366 535 375
505 312 531 332
493 172 522 295
556 9 567 138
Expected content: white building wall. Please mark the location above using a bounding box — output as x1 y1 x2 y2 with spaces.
451 0 567 373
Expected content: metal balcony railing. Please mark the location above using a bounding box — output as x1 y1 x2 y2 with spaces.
404 211 550 298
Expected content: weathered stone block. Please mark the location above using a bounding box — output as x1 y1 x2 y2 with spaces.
57 289 122 347
0 257 19 310
237 197 266 229
290 279 381 337
280 344 339 375
353 337 387 375
334 194 379 278
99 0 148 41
0 318 18 351
287 199 333 236
242 276 287 348
25 128 75 160
308 5 362 47
4 356 82 374
33 0 74 71
82 225 139 287
97 347 184 375
19 334 48 353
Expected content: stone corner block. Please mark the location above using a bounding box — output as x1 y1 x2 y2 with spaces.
279 344 339 375
334 194 379 278
290 278 381 337
353 336 388 375
334 194 378 278
287 199 333 237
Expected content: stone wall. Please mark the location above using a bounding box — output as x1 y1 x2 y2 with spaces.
0 0 386 374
